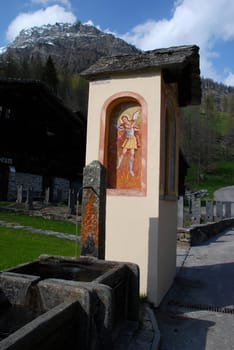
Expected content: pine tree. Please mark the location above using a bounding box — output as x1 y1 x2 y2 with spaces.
0 53 20 77
41 56 58 94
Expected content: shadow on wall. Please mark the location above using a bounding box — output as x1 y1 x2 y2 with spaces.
147 217 177 307
147 217 159 305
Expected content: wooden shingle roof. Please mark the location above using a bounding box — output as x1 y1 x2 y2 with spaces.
81 45 201 106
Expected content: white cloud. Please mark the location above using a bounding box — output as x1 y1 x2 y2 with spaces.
224 72 234 87
83 20 95 27
84 20 116 36
121 0 234 82
6 4 76 41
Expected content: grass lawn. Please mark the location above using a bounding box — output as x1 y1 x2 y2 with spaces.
185 160 234 198
0 226 80 270
0 211 80 235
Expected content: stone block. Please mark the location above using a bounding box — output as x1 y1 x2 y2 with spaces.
0 273 40 306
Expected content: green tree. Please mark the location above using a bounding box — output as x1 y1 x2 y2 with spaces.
220 94 228 113
58 72 89 116
227 93 234 115
0 53 20 77
41 56 58 94
19 59 31 79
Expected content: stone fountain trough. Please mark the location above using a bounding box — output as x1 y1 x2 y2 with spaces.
0 255 139 349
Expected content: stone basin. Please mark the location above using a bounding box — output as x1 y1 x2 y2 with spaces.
0 300 82 350
7 255 111 282
0 255 139 349
0 301 43 341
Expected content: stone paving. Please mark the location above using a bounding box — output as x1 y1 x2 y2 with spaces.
0 220 80 241
113 303 160 350
155 228 234 350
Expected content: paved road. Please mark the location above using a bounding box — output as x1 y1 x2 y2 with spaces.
214 186 234 201
155 227 234 350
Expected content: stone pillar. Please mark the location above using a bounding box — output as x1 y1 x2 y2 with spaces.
216 201 223 221
191 198 201 224
224 202 231 218
206 200 214 222
80 160 106 259
44 187 50 204
16 185 23 203
25 187 33 210
177 196 184 227
68 188 76 215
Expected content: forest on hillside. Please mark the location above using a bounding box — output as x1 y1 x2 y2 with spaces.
180 83 234 193
0 54 89 117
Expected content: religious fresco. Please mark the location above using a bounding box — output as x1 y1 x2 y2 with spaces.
107 101 142 190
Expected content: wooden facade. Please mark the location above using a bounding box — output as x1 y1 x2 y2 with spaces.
0 78 86 200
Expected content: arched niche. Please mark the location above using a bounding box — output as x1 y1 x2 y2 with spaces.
99 91 147 195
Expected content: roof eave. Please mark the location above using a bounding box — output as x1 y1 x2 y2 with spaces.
81 45 201 107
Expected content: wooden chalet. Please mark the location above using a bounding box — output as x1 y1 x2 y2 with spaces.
0 78 86 200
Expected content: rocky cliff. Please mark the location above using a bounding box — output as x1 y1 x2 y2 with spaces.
0 21 140 74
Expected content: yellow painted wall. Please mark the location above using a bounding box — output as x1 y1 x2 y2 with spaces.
156 200 177 303
85 71 178 306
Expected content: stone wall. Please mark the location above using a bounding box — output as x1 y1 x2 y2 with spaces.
178 196 234 227
177 218 234 245
51 177 70 202
7 172 43 201
7 172 70 202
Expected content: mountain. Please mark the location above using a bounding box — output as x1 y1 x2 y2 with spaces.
0 21 140 74
201 78 234 112
2 21 234 96
1 21 234 115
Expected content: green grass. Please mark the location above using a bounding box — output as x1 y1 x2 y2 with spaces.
0 211 80 235
213 112 234 136
0 226 80 270
185 160 234 198
0 201 15 206
0 209 81 270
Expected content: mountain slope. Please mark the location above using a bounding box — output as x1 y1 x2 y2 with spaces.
0 21 140 74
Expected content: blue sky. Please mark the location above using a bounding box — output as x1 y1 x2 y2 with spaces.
1 0 234 86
